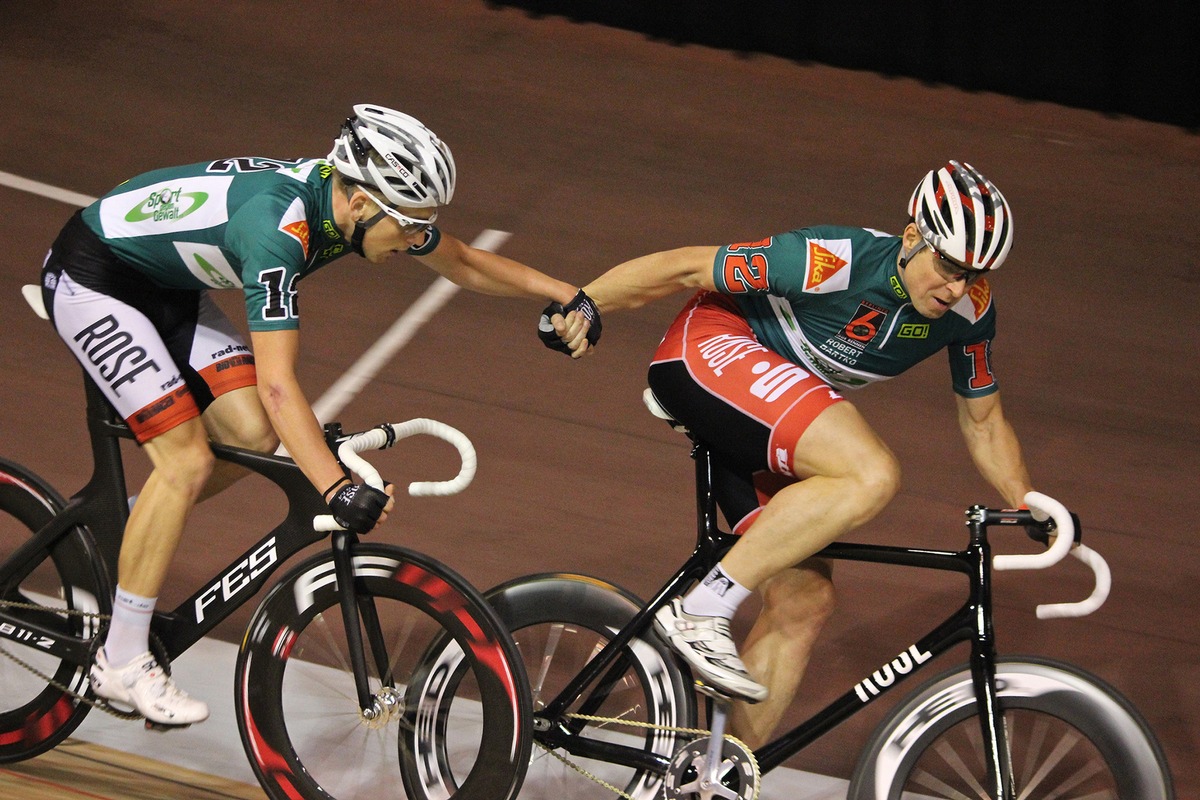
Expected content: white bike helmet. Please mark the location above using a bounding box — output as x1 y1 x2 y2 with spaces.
328 104 456 209
908 160 1013 272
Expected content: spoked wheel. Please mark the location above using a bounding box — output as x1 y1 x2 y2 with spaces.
236 543 531 800
454 574 698 800
0 459 107 763
848 657 1175 799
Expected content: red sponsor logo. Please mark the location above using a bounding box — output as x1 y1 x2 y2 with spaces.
806 243 848 290
281 220 311 259
967 278 992 319
843 301 888 344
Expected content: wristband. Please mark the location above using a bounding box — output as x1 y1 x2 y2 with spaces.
323 476 350 501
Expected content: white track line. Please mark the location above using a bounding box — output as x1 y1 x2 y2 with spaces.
310 229 511 423
0 169 96 207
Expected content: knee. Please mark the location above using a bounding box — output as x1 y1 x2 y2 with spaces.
850 449 901 519
228 418 279 453
161 440 217 496
148 426 216 496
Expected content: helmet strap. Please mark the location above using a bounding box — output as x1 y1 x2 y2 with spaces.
350 208 389 257
897 238 928 269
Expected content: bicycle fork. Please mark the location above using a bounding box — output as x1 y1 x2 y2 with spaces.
330 531 398 723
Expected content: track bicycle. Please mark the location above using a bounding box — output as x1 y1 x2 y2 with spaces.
0 285 532 800
409 389 1174 799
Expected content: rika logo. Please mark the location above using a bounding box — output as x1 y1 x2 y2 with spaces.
804 241 850 293
125 188 208 223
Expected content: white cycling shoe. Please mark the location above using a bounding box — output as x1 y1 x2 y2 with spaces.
653 598 768 703
90 649 210 727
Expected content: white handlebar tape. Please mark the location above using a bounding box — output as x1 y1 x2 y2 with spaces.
312 419 477 531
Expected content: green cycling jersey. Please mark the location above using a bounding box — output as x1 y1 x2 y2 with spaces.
713 225 999 397
80 157 353 332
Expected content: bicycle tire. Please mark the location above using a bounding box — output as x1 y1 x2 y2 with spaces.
847 656 1174 799
0 457 109 763
409 573 697 800
235 542 531 800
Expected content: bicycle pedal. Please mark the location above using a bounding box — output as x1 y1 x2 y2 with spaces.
144 719 192 732
693 679 737 702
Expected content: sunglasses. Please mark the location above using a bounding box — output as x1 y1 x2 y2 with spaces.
923 237 988 286
358 185 436 236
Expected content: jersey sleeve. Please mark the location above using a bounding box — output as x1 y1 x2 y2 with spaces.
946 296 1000 398
712 230 813 297
226 195 311 332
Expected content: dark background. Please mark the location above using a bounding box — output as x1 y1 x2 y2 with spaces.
1 1 1196 795
492 0 1200 130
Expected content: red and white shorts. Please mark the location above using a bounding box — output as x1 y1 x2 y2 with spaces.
647 291 843 533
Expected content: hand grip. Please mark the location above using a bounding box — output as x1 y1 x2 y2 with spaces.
993 491 1074 571
992 491 1109 618
313 419 476 531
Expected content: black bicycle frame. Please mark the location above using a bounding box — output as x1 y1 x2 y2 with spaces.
534 438 1025 798
0 373 384 712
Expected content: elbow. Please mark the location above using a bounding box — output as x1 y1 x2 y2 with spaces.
256 378 291 416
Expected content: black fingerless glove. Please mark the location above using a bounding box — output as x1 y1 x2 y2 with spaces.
538 289 602 354
327 481 389 533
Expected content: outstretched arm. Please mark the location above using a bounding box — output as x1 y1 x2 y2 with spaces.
414 231 578 303
535 245 721 358
251 328 395 528
583 246 720 312
956 391 1033 507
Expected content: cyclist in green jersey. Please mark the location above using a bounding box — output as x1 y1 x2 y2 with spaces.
544 161 1033 748
41 104 597 727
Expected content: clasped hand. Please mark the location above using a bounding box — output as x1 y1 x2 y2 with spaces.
538 289 602 358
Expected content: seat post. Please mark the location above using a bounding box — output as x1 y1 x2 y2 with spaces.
691 439 727 564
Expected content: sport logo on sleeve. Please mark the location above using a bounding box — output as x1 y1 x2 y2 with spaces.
278 198 311 260
804 240 851 293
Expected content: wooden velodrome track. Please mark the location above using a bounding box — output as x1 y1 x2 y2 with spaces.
1 2 1196 797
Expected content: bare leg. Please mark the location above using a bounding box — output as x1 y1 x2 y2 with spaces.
720 403 899 590
118 418 214 597
697 401 896 708
196 385 278 501
730 561 835 748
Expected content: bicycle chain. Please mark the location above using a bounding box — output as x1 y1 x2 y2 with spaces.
538 711 738 800
0 598 143 721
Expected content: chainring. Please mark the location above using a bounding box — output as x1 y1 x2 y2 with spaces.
663 734 760 800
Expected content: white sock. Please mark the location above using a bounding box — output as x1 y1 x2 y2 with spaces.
103 586 156 667
681 564 751 619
